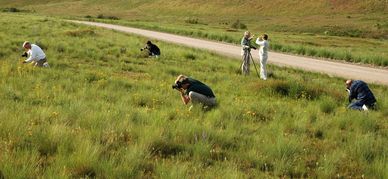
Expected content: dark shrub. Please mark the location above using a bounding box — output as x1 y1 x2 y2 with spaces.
149 140 185 158
231 20 247 29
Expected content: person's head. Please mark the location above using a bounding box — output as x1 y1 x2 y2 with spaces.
244 31 251 39
174 75 190 89
262 34 268 40
345 79 353 89
22 41 31 50
146 41 152 45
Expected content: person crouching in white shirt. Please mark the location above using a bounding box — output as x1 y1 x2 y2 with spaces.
255 34 269 80
22 41 49 67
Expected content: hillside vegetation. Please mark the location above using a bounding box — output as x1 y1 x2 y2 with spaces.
1 0 387 39
1 0 388 67
0 13 387 178
1 0 387 16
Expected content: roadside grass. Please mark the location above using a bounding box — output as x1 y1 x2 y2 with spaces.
0 13 387 178
1 0 387 66
78 17 388 67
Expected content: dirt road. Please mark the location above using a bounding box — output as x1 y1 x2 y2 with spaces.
70 20 388 85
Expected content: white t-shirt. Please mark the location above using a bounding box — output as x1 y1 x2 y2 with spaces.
25 44 46 63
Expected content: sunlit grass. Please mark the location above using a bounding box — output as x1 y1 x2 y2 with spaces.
0 13 387 178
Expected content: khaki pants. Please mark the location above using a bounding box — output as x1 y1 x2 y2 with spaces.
241 50 250 75
189 91 216 107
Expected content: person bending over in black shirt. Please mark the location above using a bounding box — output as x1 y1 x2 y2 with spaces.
173 75 216 108
141 40 160 58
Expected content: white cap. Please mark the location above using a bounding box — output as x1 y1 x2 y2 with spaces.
22 41 30 48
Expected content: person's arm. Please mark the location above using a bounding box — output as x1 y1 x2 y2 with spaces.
179 89 190 105
255 38 265 46
348 87 357 103
24 50 34 63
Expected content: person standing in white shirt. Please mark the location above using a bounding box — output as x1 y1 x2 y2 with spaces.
22 41 49 67
255 34 269 80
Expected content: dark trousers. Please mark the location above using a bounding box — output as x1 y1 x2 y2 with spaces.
348 100 376 110
35 58 47 67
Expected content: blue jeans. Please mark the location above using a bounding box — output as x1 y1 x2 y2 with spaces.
348 100 375 110
347 100 364 110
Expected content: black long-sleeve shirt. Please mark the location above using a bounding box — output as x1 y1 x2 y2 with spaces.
348 80 376 105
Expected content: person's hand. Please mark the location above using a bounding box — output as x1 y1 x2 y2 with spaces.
251 46 257 50
21 52 28 57
178 88 185 95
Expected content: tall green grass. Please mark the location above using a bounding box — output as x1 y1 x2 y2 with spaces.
0 13 387 178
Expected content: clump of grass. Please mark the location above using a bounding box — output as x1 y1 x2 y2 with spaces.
319 99 336 114
183 53 196 60
97 14 120 20
71 165 96 178
184 17 199 24
296 45 306 55
266 80 323 100
231 19 247 29
149 140 185 158
316 49 335 59
64 29 96 37
1 7 21 12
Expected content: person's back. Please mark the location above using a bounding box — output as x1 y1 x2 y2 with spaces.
149 43 160 56
29 44 46 61
186 78 215 98
349 80 376 105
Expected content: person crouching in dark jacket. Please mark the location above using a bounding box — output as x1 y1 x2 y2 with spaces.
346 79 377 111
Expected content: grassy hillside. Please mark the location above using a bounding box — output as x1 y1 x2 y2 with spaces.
1 0 387 15
2 0 387 37
0 13 387 178
1 0 388 67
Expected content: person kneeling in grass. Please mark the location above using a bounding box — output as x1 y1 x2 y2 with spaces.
141 40 160 58
346 79 377 111
21 41 49 67
173 75 216 109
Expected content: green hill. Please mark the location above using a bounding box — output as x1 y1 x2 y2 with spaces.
0 13 387 178
1 0 387 16
1 0 388 67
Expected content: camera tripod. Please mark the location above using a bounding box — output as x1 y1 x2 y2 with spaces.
241 49 260 78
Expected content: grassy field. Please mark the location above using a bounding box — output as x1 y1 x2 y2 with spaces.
0 0 387 66
0 13 387 178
